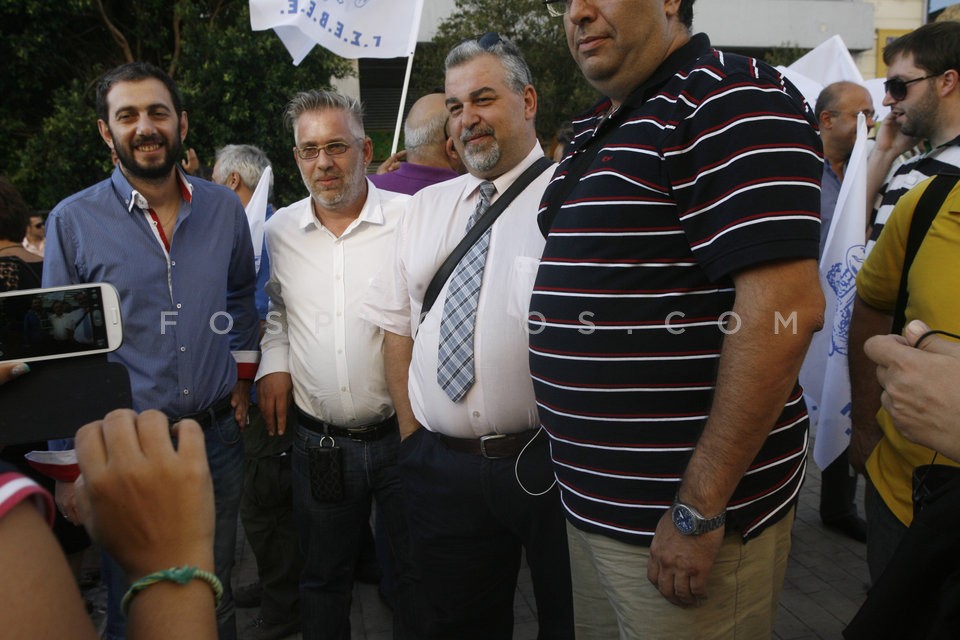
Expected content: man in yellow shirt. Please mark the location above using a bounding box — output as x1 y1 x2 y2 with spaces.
850 174 960 582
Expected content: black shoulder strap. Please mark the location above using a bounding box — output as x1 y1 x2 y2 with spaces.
538 108 628 236
420 156 554 319
892 173 960 334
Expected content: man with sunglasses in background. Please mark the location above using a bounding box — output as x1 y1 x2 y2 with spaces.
530 1 824 638
256 89 420 639
849 19 960 584
862 20 960 244
22 211 45 257
361 34 573 639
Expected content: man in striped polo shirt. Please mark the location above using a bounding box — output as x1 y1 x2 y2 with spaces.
532 1 824 638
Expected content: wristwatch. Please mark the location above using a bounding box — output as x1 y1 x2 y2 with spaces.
671 501 726 536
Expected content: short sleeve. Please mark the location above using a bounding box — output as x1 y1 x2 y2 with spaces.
856 177 924 312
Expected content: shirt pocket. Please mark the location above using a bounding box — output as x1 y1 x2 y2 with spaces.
506 256 541 323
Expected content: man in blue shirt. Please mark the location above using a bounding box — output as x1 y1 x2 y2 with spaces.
44 62 259 640
813 81 875 543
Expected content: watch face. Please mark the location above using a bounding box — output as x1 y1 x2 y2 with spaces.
672 505 696 535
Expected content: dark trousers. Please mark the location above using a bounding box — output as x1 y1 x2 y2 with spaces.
240 405 301 623
819 446 859 522
292 420 421 640
398 428 574 640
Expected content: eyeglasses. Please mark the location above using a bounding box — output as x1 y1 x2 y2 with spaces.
295 139 361 160
883 72 943 101
543 0 571 17
31 222 44 229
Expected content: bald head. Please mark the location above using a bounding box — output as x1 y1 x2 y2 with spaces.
403 93 458 169
815 81 875 167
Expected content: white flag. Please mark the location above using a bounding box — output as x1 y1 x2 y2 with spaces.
250 0 424 64
245 165 271 275
799 114 868 469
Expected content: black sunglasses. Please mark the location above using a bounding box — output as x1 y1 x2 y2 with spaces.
883 72 943 101
477 32 503 49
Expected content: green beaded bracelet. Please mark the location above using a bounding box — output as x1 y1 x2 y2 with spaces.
121 566 223 616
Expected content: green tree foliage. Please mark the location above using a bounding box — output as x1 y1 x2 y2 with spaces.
759 43 811 68
2 0 350 208
412 0 598 155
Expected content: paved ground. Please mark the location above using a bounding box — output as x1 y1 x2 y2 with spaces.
230 455 871 640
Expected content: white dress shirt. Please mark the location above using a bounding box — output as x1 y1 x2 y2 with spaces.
361 146 552 438
258 181 407 427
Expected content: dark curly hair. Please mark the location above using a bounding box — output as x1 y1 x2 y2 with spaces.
0 178 30 243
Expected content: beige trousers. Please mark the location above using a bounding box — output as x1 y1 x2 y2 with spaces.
566 509 794 640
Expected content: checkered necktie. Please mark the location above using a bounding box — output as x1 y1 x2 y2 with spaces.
437 181 496 402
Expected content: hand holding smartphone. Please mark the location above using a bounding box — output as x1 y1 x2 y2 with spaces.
0 283 123 364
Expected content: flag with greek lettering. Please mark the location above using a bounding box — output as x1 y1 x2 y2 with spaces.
250 0 424 64
799 114 868 469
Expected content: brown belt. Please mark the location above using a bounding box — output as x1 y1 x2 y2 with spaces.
434 430 537 459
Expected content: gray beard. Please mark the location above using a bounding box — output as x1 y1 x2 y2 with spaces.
464 142 501 173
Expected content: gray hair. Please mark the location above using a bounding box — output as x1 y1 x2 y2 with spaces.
283 89 365 138
212 144 272 192
444 34 533 96
404 111 448 150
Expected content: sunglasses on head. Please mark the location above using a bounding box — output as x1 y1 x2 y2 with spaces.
479 32 503 49
883 72 943 101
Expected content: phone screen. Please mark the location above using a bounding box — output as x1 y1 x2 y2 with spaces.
0 285 114 362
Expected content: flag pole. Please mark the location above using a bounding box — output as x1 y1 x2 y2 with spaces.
391 49 417 156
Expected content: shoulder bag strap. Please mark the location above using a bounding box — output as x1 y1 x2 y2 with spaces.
420 156 555 319
891 173 960 334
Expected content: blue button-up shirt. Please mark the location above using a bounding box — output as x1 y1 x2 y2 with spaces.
43 166 259 418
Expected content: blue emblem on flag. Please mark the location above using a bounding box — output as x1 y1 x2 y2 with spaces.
824 244 865 356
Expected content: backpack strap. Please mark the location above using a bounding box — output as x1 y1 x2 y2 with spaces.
891 173 960 334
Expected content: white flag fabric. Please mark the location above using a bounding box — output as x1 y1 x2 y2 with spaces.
245 165 271 275
788 34 864 86
779 35 890 122
249 0 424 64
799 114 869 469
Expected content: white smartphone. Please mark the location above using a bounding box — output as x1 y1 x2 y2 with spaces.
0 282 123 364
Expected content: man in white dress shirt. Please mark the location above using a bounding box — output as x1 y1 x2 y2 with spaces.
361 35 573 639
256 89 419 640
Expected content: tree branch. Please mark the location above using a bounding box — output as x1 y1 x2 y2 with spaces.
94 0 134 62
168 1 183 78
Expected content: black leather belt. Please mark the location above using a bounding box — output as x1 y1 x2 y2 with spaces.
434 430 537 459
169 395 234 430
296 408 397 442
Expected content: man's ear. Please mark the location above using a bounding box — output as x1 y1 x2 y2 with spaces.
940 69 959 97
98 119 114 151
361 137 374 169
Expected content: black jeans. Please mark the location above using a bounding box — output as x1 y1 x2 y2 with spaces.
398 428 574 640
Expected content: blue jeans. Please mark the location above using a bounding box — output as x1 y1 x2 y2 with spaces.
102 410 244 640
291 419 419 640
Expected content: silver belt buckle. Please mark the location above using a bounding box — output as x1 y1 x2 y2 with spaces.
479 433 508 459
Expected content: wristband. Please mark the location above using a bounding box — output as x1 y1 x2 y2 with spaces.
121 566 223 616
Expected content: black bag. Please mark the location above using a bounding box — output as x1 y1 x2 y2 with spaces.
308 440 344 502
845 465 960 639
